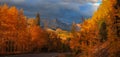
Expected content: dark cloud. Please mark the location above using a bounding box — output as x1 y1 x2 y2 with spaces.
0 0 101 23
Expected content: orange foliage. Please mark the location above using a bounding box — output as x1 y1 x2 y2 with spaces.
0 4 30 53
29 26 48 50
70 0 120 57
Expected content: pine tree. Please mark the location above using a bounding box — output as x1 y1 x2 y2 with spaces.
36 13 40 26
99 21 107 42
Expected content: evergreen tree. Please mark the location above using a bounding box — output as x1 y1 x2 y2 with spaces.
36 13 40 26
99 21 107 42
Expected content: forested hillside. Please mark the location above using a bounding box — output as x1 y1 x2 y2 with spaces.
70 0 120 57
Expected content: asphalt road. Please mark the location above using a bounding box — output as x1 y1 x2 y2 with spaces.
0 53 65 57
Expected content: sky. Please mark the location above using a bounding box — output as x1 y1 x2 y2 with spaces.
0 0 102 23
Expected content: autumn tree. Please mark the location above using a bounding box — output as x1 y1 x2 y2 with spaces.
29 26 48 52
83 0 120 57
0 4 19 53
17 9 30 53
0 4 30 54
46 31 63 52
69 0 120 57
91 0 119 40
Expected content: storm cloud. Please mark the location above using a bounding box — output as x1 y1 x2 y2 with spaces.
0 0 101 23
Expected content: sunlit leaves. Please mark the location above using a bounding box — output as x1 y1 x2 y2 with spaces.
29 25 48 50
0 4 30 52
